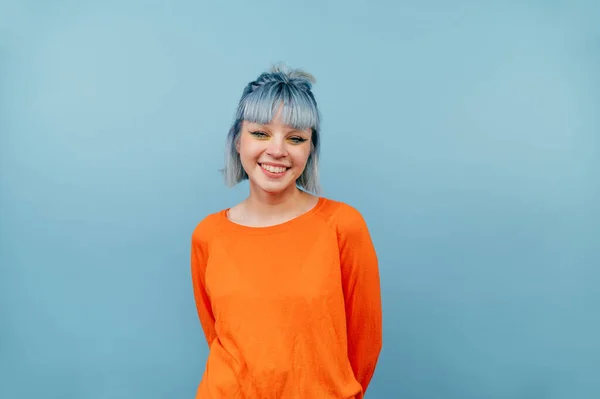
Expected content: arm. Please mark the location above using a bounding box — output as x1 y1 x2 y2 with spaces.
338 206 383 398
191 229 217 347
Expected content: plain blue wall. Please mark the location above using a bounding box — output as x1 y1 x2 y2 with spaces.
1 1 599 398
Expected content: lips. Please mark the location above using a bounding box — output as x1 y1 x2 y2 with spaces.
259 163 289 174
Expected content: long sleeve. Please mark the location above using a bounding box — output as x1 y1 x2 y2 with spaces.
191 231 217 347
337 207 383 398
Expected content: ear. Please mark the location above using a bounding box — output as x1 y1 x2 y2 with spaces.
235 136 241 153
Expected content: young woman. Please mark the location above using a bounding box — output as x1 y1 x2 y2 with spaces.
190 64 382 398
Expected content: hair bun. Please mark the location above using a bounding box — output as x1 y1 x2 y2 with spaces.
249 63 315 93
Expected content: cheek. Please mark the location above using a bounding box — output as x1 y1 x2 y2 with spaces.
238 138 261 160
291 147 312 168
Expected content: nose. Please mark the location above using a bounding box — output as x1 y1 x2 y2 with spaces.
266 138 286 158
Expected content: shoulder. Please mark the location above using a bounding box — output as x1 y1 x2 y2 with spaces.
191 210 227 245
318 198 370 238
317 198 377 259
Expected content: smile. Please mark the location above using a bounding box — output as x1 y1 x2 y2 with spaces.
259 163 288 174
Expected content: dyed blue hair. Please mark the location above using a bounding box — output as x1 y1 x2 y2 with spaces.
222 63 322 194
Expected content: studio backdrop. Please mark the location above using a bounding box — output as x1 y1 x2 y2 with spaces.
1 1 599 398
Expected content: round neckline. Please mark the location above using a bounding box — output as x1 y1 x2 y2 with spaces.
220 196 327 234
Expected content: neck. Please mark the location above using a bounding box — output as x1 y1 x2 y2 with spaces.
245 182 307 218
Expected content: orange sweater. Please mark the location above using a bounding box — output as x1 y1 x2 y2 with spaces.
190 197 382 398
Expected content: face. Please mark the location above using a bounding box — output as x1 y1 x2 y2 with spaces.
236 113 312 196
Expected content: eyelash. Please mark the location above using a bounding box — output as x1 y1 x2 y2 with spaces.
249 131 307 144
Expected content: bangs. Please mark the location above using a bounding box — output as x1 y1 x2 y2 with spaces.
238 82 319 131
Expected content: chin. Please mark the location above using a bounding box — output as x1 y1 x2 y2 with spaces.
251 176 297 195
258 181 294 194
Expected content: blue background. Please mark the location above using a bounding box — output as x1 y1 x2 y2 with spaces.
1 1 599 398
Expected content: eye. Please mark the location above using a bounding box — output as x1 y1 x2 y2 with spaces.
249 131 268 138
289 136 307 144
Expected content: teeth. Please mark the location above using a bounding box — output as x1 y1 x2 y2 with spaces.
261 164 287 173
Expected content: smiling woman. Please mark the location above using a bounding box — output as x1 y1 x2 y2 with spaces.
190 64 383 398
